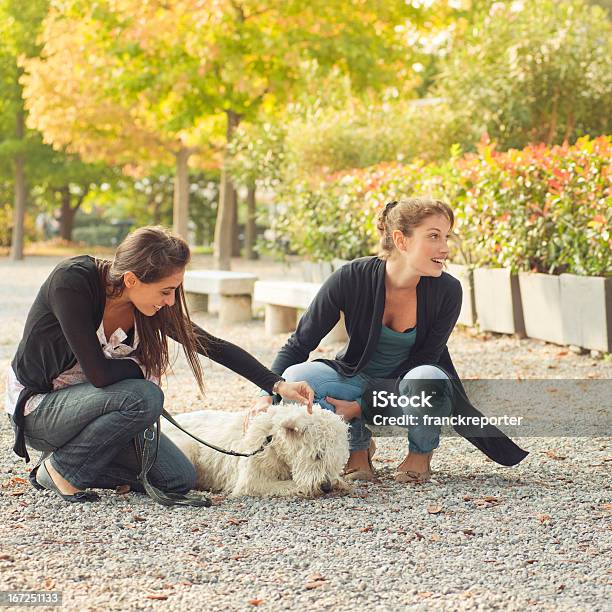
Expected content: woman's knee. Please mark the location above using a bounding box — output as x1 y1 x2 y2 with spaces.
403 365 449 381
115 379 165 421
282 361 333 385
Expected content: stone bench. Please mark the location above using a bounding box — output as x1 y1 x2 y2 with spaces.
253 280 348 345
183 270 257 325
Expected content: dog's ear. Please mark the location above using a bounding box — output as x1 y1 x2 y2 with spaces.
281 418 303 436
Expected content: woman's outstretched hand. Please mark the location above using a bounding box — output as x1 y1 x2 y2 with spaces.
277 381 314 412
242 381 314 432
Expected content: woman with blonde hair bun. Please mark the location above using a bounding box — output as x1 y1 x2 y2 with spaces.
250 198 528 483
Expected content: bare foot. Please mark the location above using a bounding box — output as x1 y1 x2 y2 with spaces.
43 459 82 495
344 449 372 474
396 451 432 475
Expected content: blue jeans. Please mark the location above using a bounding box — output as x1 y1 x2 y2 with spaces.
283 362 453 453
19 379 196 494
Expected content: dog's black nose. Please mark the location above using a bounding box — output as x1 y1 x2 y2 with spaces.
320 481 333 494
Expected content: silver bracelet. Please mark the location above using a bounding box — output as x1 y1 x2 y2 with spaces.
272 378 285 395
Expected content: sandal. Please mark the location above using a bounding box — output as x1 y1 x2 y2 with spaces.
394 452 433 484
343 441 376 482
36 459 100 503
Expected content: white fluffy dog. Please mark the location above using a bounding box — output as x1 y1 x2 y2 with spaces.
163 403 350 497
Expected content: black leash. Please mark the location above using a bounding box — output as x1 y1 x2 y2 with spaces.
136 410 273 508
160 409 273 458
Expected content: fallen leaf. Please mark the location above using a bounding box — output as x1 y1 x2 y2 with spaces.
463 529 475 536
248 598 264 606
228 517 247 525
483 496 499 503
537 514 552 523
526 559 538 564
427 505 443 514
360 525 373 533
0 554 14 561
309 572 326 582
555 350 569 357
146 594 169 601
115 484 130 495
133 515 146 522
305 581 326 590
418 591 433 598
545 450 567 460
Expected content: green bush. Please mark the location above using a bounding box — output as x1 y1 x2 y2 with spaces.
271 135 611 276
72 225 128 247
435 0 612 150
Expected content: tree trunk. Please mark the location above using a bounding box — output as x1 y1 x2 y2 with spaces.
245 182 257 260
10 110 26 261
173 147 190 240
213 110 241 270
58 186 77 241
231 185 240 257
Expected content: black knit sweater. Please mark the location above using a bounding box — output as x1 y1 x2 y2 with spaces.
271 256 529 466
10 255 282 462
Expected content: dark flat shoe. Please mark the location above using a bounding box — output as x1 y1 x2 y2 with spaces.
36 460 100 503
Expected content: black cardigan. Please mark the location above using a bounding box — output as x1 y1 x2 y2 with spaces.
271 256 529 466
10 255 282 462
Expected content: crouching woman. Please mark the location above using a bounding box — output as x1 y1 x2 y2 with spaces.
250 198 528 483
7 226 312 504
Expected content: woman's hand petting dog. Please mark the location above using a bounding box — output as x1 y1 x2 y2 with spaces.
325 397 362 422
243 381 314 432
277 380 314 410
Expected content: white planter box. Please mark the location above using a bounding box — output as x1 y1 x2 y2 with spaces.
473 267 525 335
518 272 564 345
300 261 333 283
560 274 612 352
446 263 476 327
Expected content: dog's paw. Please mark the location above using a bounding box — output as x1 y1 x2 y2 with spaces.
333 478 353 492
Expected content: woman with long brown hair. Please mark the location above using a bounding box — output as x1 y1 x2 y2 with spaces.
6 226 312 504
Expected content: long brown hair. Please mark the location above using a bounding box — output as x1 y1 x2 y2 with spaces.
96 225 205 393
377 197 455 259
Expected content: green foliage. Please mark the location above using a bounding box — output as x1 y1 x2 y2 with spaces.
227 121 286 188
452 135 611 275
271 136 611 276
87 169 220 246
434 0 612 149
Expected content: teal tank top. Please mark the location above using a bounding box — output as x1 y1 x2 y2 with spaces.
361 325 417 379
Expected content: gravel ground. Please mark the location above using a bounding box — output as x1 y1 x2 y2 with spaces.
1 255 610 611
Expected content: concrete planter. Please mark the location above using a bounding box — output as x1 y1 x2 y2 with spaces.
446 263 476 327
300 261 334 283
331 258 349 271
473 267 525 335
560 274 612 352
518 272 564 345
